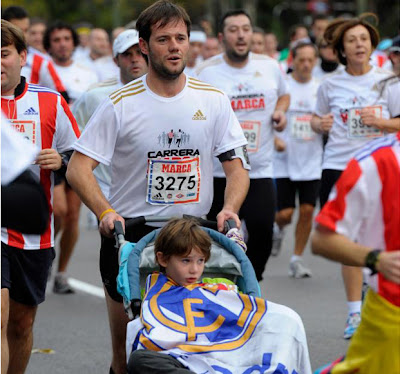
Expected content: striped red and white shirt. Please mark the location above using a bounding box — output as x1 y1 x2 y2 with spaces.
316 133 400 307
21 48 66 94
1 78 80 250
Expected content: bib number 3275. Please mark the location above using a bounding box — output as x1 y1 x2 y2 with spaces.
146 157 200 205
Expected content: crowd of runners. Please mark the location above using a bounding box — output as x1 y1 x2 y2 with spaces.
1 1 399 373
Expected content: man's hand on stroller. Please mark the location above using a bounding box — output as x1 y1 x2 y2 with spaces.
216 209 241 233
99 210 125 237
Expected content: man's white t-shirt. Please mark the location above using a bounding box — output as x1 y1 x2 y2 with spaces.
315 66 395 170
273 75 322 180
196 53 289 179
53 61 98 103
73 75 248 218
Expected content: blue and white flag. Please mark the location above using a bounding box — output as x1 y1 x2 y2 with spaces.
126 273 311 374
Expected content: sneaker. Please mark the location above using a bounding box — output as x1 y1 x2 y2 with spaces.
53 274 75 294
343 312 361 339
271 223 284 256
288 259 312 278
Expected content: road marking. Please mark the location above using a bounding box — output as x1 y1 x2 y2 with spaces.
69 278 105 299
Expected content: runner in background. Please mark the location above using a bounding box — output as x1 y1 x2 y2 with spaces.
197 9 289 281
72 23 92 60
184 27 206 75
384 36 400 75
312 38 341 79
280 24 310 73
272 42 322 278
2 6 68 100
311 13 399 339
43 20 98 294
72 29 148 206
310 15 330 44
66 2 249 372
26 18 47 55
1 20 79 374
251 27 266 54
201 36 221 60
264 31 280 60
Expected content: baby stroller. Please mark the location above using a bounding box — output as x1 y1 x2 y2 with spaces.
115 215 261 319
116 215 312 374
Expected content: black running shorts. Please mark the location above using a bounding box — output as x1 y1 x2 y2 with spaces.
275 178 321 211
1 242 55 305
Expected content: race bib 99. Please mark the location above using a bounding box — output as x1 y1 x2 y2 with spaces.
240 120 261 152
348 106 383 139
146 157 200 205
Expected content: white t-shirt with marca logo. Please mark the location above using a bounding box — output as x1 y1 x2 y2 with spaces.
74 74 247 218
315 66 395 170
196 53 288 178
273 75 323 180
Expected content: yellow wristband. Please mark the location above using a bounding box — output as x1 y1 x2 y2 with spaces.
99 209 116 221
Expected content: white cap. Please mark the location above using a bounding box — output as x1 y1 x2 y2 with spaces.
113 29 139 57
190 30 207 43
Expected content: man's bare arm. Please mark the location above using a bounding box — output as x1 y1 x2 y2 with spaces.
66 151 124 236
312 225 400 284
218 158 249 231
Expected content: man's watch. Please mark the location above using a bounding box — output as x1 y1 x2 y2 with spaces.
365 249 382 275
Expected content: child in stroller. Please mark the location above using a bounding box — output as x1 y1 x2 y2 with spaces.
122 218 312 374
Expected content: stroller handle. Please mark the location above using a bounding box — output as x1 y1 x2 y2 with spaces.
124 214 237 232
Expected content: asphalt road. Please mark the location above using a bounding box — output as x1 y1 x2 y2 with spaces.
27 206 349 374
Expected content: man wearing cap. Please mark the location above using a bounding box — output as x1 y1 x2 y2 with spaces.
72 29 148 201
384 36 400 76
184 27 207 75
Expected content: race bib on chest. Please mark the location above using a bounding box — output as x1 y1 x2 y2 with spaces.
290 112 314 140
347 106 383 139
10 120 36 145
240 120 261 152
146 157 200 205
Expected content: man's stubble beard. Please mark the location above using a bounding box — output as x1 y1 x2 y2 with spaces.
225 45 250 64
148 48 187 81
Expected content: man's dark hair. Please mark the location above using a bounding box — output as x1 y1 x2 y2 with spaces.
43 20 79 51
2 6 28 22
219 9 252 33
136 0 191 43
292 41 318 59
29 17 46 28
1 19 27 53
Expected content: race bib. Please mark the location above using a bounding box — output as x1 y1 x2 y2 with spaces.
347 106 383 139
240 120 261 152
10 120 36 144
146 157 200 205
290 112 314 140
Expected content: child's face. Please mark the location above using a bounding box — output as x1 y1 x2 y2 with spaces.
156 247 206 286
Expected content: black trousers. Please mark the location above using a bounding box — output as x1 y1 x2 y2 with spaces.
128 350 195 374
208 178 276 281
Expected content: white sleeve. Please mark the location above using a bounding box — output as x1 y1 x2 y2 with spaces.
314 81 330 117
387 81 400 118
276 64 289 97
73 97 119 166
71 92 89 132
55 96 80 153
212 93 248 157
1 118 39 185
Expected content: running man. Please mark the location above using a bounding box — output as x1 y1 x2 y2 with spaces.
273 42 323 277
1 20 80 374
196 9 289 281
66 2 250 373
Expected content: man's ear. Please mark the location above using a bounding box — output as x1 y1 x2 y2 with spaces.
20 49 27 68
139 37 149 56
218 32 224 44
156 252 168 267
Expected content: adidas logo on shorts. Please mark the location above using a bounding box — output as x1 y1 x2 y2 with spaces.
152 193 163 201
192 109 206 120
